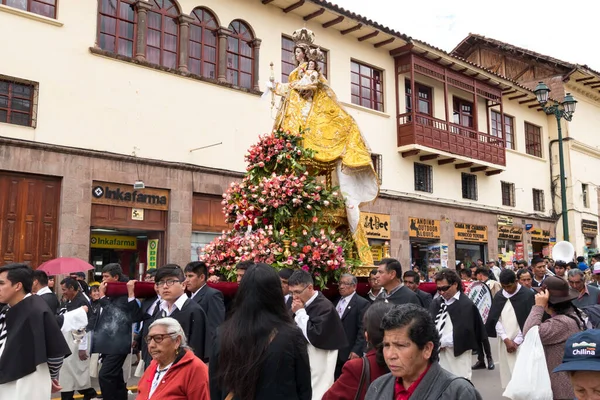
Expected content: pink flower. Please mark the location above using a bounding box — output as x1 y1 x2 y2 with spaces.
302 265 310 271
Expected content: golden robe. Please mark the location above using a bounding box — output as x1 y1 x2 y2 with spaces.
274 63 379 265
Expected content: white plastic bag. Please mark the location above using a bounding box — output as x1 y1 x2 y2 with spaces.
503 326 553 400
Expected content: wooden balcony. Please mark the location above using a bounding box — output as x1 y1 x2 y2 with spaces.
397 113 506 167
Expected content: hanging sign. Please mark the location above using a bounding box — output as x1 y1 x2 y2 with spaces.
90 234 137 250
408 217 441 239
498 225 523 241
361 212 391 239
497 215 513 226
454 223 488 243
147 239 159 269
582 219 598 236
530 228 551 243
91 181 169 211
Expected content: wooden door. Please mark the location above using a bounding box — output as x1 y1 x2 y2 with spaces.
0 173 61 268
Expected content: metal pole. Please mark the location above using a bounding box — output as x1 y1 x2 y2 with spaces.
557 115 569 242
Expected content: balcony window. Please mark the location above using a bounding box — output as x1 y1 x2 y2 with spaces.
371 153 382 185
351 60 383 112
453 97 473 128
414 163 432 193
533 189 545 212
491 110 515 150
501 181 515 207
461 173 477 200
0 79 35 127
2 0 56 19
405 80 432 115
525 122 542 158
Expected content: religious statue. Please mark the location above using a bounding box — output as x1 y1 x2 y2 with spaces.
267 28 379 265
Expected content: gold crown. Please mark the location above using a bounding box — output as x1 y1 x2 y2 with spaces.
307 48 324 63
292 27 315 48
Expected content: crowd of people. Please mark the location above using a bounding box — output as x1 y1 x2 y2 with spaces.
0 254 599 399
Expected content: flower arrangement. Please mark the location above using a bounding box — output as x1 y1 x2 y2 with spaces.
201 128 361 287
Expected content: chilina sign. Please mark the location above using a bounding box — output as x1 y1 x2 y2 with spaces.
91 181 169 211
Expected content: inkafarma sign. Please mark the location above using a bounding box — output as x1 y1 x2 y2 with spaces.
91 181 169 211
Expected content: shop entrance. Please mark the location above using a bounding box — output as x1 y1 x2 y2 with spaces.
455 242 487 269
90 229 164 280
410 240 435 271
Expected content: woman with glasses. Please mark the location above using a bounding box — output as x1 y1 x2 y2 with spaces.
428 269 488 380
210 263 311 400
136 317 209 400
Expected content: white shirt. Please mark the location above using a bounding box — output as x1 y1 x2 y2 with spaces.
295 291 319 345
190 284 206 300
336 291 356 318
147 296 162 316
35 286 52 296
284 294 291 304
439 291 461 348
495 284 525 345
148 362 173 398
159 293 188 316
367 288 384 301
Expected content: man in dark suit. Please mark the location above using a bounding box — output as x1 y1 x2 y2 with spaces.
375 258 421 306
403 270 432 309
279 268 294 308
92 263 142 400
153 265 208 362
135 269 160 368
32 269 59 314
184 261 225 362
334 273 369 379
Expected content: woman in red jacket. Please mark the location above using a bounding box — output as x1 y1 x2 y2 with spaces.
137 317 209 400
323 301 393 400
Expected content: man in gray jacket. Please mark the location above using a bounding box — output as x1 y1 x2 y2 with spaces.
365 304 482 400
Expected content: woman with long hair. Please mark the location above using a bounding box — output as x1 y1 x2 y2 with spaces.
322 302 393 400
209 263 311 400
523 276 585 400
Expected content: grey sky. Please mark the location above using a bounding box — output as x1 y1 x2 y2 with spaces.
336 0 599 71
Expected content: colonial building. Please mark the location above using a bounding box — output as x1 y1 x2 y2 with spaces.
453 34 600 260
0 0 555 275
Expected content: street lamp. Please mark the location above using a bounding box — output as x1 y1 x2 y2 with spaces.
534 81 577 242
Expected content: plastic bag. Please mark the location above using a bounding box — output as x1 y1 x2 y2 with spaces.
503 326 553 400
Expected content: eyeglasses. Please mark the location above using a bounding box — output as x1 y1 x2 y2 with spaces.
339 281 355 287
155 279 180 288
436 285 452 292
290 285 309 296
404 280 416 285
145 333 176 344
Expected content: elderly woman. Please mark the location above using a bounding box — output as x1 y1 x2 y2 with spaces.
524 276 585 400
136 318 209 400
554 330 600 400
322 302 393 400
365 304 482 400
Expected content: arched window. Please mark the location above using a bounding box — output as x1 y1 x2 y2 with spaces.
188 7 218 79
98 0 136 57
226 20 254 89
146 0 179 68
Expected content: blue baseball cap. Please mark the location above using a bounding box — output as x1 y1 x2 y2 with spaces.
553 330 600 373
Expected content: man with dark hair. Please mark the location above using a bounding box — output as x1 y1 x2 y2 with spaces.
0 263 71 398
485 269 535 389
554 261 568 280
92 263 141 400
375 258 420 306
516 269 534 291
365 304 482 399
151 265 207 363
278 268 294 307
33 269 60 314
57 277 97 400
568 269 600 309
365 268 383 302
288 269 347 399
531 257 550 287
235 260 254 283
576 255 589 272
475 267 502 297
403 270 432 309
184 261 225 362
429 269 487 380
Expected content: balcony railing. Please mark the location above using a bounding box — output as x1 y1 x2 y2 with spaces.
398 113 506 166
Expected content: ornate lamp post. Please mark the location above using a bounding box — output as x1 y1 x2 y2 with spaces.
534 82 577 242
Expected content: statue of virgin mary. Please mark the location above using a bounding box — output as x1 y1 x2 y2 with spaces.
268 28 379 265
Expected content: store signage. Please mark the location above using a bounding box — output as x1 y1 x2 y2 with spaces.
498 225 523 241
454 223 488 243
370 245 383 262
525 224 533 231
582 219 598 236
362 212 391 239
515 242 525 260
91 181 169 211
408 217 441 239
132 208 145 221
530 228 551 243
147 239 159 269
497 215 513 226
90 234 137 250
